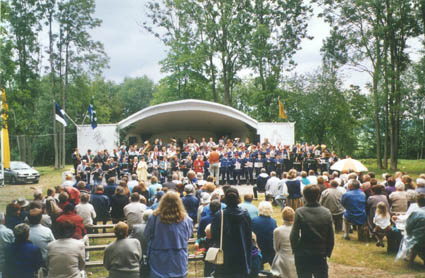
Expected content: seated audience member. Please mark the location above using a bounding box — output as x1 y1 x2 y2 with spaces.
104 222 141 278
367 185 389 234
389 182 408 213
290 185 334 278
127 174 139 194
405 193 425 264
416 178 425 194
197 193 211 222
341 180 366 240
5 202 22 230
162 175 178 192
182 184 200 223
239 193 259 220
373 202 392 247
402 175 415 191
57 191 70 211
110 186 130 224
198 200 221 239
28 206 55 265
90 185 110 231
129 209 153 270
75 192 96 232
132 181 150 202
104 177 118 198
124 193 147 230
265 171 281 203
271 207 297 278
252 201 277 268
320 180 344 232
0 212 14 277
56 203 86 240
4 223 42 278
47 220 85 278
148 176 162 203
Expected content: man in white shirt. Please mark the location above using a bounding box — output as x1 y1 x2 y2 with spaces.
266 171 288 208
28 207 55 264
75 193 96 229
124 193 147 230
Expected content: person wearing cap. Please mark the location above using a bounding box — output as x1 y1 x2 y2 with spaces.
4 223 42 278
211 187 252 277
416 178 425 194
0 212 14 277
182 184 200 223
254 153 265 180
219 152 231 185
5 202 22 230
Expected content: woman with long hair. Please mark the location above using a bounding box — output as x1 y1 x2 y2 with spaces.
144 191 193 278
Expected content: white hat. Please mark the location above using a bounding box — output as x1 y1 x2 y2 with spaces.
201 192 211 204
184 184 194 193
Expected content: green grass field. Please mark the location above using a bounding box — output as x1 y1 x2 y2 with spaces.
0 160 424 277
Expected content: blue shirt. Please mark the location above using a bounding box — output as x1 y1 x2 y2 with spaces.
239 202 259 219
29 224 55 263
198 212 215 238
341 189 366 225
201 202 227 218
182 194 200 222
144 215 193 278
4 241 42 278
252 216 277 262
148 183 162 200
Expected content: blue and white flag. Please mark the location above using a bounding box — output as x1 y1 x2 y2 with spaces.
88 104 97 129
55 102 67 126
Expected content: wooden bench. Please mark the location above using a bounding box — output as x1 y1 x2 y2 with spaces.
87 233 116 239
85 254 204 268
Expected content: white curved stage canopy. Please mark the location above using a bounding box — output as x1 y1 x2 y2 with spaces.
77 99 295 154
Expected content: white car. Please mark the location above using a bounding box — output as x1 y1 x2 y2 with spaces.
4 161 40 184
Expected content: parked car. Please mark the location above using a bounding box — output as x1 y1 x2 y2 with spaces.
5 161 40 184
0 172 3 185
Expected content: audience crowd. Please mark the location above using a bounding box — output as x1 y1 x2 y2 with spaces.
0 138 424 278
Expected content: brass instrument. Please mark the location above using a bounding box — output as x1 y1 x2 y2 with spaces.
141 140 152 154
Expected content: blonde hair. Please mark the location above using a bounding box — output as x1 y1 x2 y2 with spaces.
258 201 273 217
376 202 389 218
154 191 187 224
288 169 298 179
202 182 216 193
282 206 295 224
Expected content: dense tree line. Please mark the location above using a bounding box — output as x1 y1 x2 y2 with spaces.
0 0 424 169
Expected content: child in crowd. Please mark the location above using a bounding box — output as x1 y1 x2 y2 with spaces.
373 201 392 247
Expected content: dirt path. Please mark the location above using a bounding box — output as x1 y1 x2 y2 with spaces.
329 262 425 278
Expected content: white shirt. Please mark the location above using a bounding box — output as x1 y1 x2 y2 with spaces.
75 203 96 227
373 213 391 229
307 175 317 185
124 202 147 228
266 176 283 198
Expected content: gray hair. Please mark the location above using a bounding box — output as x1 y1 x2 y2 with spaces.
258 201 273 217
406 190 418 203
395 182 405 191
416 178 425 188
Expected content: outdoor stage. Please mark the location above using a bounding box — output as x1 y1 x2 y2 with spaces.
77 99 295 154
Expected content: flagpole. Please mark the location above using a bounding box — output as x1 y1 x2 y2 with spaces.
1 128 4 187
81 111 88 125
64 112 81 130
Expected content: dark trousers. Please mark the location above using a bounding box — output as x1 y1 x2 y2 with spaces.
332 214 343 233
233 170 242 184
245 168 253 184
253 186 265 199
295 254 328 278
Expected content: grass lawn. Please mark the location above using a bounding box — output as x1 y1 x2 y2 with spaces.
1 162 425 277
361 159 425 180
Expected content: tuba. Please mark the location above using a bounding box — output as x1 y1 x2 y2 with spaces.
141 140 152 154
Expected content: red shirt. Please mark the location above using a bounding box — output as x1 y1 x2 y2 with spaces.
209 151 219 164
65 186 81 205
194 159 204 173
56 211 86 239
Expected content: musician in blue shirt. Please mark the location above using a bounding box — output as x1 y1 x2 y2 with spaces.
220 153 230 185
244 152 254 185
232 153 244 185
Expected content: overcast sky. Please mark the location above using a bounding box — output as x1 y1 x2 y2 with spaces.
89 0 385 90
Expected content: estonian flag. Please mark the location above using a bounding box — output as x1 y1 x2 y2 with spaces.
55 102 67 126
88 104 97 129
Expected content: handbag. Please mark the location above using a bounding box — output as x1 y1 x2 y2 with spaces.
205 210 224 265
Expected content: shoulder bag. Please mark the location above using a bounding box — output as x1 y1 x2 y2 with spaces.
204 210 224 265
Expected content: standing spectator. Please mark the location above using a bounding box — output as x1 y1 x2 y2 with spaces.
198 200 221 239
239 193 259 220
0 213 14 277
129 209 153 277
285 169 304 210
104 177 118 199
47 220 85 278
290 185 334 278
320 180 344 232
341 180 367 240
4 223 42 278
132 181 150 202
75 193 96 232
197 193 211 223
211 187 252 278
90 185 110 231
110 186 130 224
148 176 162 203
162 175 178 192
144 191 193 278
252 201 277 268
124 193 147 230
182 184 200 223
27 207 55 265
127 174 139 194
137 156 148 182
271 207 297 278
104 222 141 278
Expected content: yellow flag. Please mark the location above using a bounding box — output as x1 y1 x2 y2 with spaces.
278 99 288 119
1 89 10 169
